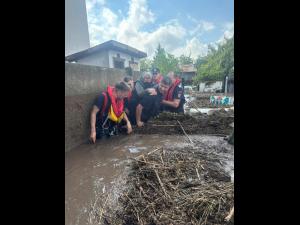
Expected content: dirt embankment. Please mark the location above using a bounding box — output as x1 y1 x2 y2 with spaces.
134 111 234 136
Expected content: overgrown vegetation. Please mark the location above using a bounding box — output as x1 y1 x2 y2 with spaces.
193 38 234 83
140 37 234 84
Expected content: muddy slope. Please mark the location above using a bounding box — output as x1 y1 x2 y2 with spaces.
135 111 234 135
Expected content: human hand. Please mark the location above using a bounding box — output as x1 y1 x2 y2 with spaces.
127 123 133 134
137 121 144 127
90 131 96 144
147 88 157 95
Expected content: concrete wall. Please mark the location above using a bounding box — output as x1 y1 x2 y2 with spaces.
65 0 90 56
65 63 129 152
77 50 109 68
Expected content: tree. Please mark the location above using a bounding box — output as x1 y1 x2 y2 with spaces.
178 54 193 65
140 58 152 72
193 37 234 83
152 44 179 75
195 56 207 68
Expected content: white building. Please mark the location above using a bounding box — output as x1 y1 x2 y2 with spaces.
65 0 90 56
65 40 147 71
199 81 223 92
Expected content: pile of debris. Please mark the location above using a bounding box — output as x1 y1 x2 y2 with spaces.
104 148 234 225
135 111 234 136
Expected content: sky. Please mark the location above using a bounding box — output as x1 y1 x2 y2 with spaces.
85 0 234 59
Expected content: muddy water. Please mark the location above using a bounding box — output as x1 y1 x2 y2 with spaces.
65 134 234 225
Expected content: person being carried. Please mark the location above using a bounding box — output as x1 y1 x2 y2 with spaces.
127 72 155 124
89 82 133 143
161 71 186 114
135 76 172 127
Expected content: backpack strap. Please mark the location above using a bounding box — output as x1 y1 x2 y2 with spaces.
100 92 108 118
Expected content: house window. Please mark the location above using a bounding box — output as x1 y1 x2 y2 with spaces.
113 57 125 69
114 60 124 69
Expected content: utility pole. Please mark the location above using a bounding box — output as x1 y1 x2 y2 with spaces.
225 75 228 94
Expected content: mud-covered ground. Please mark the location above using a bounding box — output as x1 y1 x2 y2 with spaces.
135 110 234 136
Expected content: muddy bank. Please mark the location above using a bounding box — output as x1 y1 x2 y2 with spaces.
135 111 234 136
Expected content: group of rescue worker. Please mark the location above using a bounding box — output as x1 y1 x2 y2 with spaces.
89 68 186 143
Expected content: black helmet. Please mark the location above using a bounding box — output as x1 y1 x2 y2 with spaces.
152 68 160 75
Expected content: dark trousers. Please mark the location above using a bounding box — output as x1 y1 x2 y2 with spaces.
96 119 127 139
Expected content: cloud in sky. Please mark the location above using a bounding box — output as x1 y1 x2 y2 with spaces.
217 22 234 45
86 0 233 58
189 20 216 36
86 0 106 13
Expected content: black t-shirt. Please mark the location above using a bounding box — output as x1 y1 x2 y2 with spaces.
94 93 111 126
139 87 163 122
163 86 185 113
127 81 154 121
124 93 131 110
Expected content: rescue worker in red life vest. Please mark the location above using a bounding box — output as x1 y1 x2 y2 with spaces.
89 82 133 144
161 71 186 113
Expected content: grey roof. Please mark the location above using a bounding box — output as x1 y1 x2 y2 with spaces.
65 40 147 61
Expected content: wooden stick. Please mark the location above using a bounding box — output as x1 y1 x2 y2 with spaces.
135 147 162 160
154 168 169 199
195 168 201 181
177 120 194 144
225 206 234 222
146 147 163 156
160 153 164 165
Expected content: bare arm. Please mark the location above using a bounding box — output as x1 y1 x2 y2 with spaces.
135 104 144 127
90 105 100 143
162 99 180 108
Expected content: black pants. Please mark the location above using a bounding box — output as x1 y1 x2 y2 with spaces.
96 119 127 139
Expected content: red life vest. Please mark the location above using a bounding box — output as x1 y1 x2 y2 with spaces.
100 86 124 118
165 79 181 101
